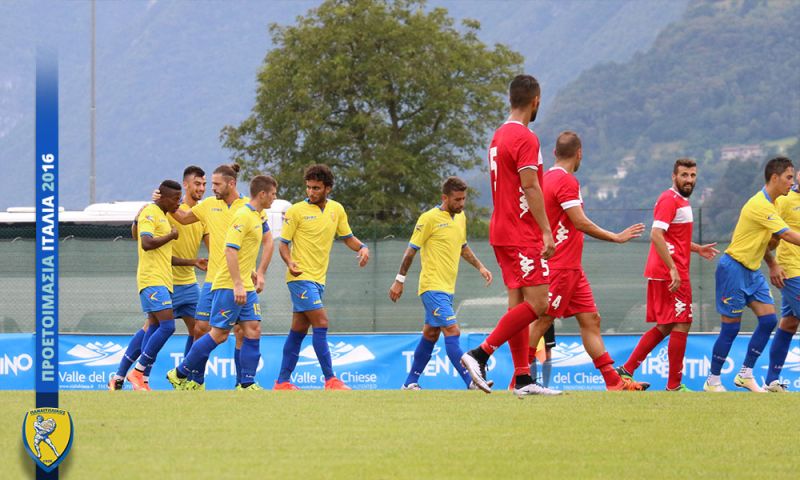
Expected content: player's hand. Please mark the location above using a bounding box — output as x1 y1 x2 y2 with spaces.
233 284 246 305
357 246 370 267
194 258 208 271
169 227 179 240
541 232 555 260
288 261 303 277
389 281 404 302
769 264 787 289
668 267 681 292
151 189 161 202
696 242 720 260
617 223 645 243
479 267 493 286
254 271 265 293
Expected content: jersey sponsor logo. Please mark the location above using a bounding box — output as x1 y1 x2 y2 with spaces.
549 342 593 367
517 252 534 278
60 341 124 366
436 223 449 229
22 408 74 472
297 342 375 367
517 187 530 218
211 208 223 212
303 215 317 220
554 221 569 247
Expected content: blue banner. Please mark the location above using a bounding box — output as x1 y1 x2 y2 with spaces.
1 333 799 391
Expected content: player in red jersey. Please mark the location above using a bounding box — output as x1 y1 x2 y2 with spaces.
616 158 719 391
519 131 649 391
461 74 557 395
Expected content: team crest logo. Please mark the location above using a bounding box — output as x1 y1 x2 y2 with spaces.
22 408 74 472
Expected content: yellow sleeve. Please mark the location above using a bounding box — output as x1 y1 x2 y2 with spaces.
280 206 298 242
409 212 432 249
191 200 209 224
225 210 247 250
752 201 790 234
336 204 353 238
138 206 157 237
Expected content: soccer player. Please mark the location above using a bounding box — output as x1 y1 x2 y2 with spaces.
273 164 370 390
616 158 719 391
513 131 648 393
125 180 184 390
763 169 800 392
388 176 493 390
168 175 278 391
460 74 556 395
170 163 273 387
704 156 800 392
109 166 208 390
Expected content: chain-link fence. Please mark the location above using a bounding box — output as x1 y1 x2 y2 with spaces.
0 207 775 334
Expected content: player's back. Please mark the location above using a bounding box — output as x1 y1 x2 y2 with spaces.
645 188 693 280
726 188 789 270
543 167 583 269
488 121 543 247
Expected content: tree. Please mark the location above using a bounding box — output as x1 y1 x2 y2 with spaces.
221 0 522 226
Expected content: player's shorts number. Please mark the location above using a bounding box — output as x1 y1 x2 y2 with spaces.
548 292 562 310
540 258 549 277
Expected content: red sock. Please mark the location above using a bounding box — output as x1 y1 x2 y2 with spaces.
480 302 537 355
623 327 666 374
508 327 531 376
667 330 688 389
593 351 620 388
527 345 537 365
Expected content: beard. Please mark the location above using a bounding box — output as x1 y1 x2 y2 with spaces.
529 108 538 124
678 182 695 197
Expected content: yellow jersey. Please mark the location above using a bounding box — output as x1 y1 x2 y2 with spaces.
409 207 467 295
775 188 800 278
725 188 790 271
136 203 174 292
280 199 353 285
191 195 250 285
212 204 269 291
168 203 205 286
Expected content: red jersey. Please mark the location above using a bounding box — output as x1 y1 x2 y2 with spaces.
488 121 544 247
543 167 584 269
645 188 693 280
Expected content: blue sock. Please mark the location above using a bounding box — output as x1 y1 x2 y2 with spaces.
180 333 218 383
277 330 306 383
234 348 242 385
766 328 793 384
711 322 740 375
405 337 435 386
743 314 778 368
144 364 152 378
137 319 175 370
239 338 261 386
312 327 335 380
444 335 471 387
116 328 146 377
184 335 194 357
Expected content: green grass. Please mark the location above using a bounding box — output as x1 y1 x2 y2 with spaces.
2 390 797 479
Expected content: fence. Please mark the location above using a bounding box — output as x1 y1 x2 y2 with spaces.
0 207 774 335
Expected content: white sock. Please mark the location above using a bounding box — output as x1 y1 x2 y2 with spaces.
707 374 721 385
738 366 753 378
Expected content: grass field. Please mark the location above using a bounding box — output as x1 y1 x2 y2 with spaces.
2 391 798 479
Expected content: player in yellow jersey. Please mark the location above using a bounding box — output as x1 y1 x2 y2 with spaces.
764 168 800 392
388 177 493 390
274 164 370 390
705 157 800 392
170 163 274 387
110 168 209 390
168 176 277 391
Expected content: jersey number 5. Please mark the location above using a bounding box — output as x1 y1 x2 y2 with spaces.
490 147 498 192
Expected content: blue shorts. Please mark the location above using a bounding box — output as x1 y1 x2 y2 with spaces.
421 291 457 327
172 283 199 319
139 286 173 313
715 253 773 318
780 277 800 319
195 282 213 321
209 289 261 329
287 281 325 313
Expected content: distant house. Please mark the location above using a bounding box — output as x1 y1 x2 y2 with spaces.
720 145 764 162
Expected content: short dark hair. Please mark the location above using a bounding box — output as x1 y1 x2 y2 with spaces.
555 131 582 159
250 175 278 197
304 164 334 187
442 176 468 195
764 156 794 183
673 158 697 174
183 165 205 180
509 74 540 109
159 179 182 194
213 163 240 181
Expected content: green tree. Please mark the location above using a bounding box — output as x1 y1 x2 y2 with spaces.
222 0 522 228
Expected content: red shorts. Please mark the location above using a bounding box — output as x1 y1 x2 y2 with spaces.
546 268 597 318
493 245 549 289
646 279 693 324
